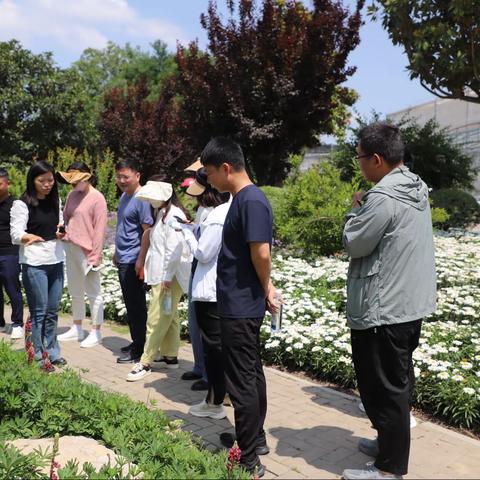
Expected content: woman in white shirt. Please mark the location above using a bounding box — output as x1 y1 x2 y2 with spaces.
126 180 191 381
173 169 231 419
10 161 66 368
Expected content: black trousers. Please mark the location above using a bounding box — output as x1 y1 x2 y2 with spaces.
117 263 148 357
0 254 24 327
351 319 422 476
221 316 267 469
194 301 226 405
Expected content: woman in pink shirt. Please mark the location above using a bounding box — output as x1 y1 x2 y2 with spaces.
57 162 108 348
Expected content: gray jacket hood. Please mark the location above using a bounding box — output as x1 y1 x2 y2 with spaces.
367 166 429 211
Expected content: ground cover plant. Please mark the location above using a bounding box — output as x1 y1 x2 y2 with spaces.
0 343 248 479
74 230 480 432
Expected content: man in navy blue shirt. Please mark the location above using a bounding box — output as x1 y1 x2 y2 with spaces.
201 137 277 478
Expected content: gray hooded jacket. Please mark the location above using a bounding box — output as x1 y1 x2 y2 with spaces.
343 166 437 330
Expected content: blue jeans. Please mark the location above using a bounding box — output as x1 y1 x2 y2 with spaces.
22 263 64 362
188 276 207 380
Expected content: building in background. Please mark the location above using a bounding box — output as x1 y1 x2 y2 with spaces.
387 99 480 197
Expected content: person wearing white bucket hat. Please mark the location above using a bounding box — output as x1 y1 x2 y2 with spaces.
127 177 191 382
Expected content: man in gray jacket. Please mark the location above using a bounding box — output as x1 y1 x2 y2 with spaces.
341 123 436 480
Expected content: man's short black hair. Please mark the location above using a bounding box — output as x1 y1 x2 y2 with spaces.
115 158 140 172
200 137 245 171
358 122 405 166
0 168 9 180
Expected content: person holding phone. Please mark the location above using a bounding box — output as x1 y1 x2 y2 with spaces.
126 178 191 381
57 162 108 348
10 161 66 367
172 168 231 418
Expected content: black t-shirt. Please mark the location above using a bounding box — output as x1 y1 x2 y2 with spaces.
26 199 59 241
0 195 19 256
217 184 273 318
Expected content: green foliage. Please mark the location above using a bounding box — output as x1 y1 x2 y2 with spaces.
430 207 450 227
430 189 480 229
7 166 27 200
274 163 357 256
0 443 49 479
0 342 249 479
369 0 480 103
0 40 98 167
73 40 176 101
332 113 475 190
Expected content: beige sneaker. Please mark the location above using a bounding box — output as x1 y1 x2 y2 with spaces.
189 400 227 419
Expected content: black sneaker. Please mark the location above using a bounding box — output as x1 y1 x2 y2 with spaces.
52 357 67 367
120 342 133 353
241 460 265 478
153 356 179 369
181 371 203 381
191 379 209 391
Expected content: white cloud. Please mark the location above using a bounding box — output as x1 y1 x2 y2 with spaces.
0 0 186 55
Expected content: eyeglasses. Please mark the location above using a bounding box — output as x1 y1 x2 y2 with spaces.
356 153 372 160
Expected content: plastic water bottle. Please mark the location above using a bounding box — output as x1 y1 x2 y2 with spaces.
163 291 172 314
270 291 283 332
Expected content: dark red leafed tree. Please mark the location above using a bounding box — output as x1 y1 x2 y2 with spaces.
174 0 364 184
99 79 195 180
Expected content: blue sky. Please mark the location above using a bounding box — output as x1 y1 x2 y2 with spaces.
0 0 435 118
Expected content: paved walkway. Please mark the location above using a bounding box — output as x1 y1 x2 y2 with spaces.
2 317 480 479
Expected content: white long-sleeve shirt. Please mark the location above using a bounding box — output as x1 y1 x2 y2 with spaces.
184 199 231 302
10 200 65 266
144 205 191 291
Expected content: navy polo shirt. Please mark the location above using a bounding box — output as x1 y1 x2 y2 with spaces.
217 184 273 318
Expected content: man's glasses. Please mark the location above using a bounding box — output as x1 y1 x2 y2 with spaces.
356 153 372 160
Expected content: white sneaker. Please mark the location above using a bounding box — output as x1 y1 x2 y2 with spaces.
358 401 366 413
126 363 151 382
342 464 402 479
410 413 417 428
58 326 85 342
10 325 24 339
80 332 101 348
188 400 227 419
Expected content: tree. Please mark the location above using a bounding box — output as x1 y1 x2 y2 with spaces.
172 0 364 185
99 80 195 180
72 40 176 100
369 0 480 103
332 113 475 190
0 40 96 166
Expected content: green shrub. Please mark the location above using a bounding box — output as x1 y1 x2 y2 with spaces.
430 189 480 229
0 442 49 479
0 342 248 479
275 163 356 256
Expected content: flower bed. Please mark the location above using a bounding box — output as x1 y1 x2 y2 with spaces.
61 232 480 431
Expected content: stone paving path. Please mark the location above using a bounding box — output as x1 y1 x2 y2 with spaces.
2 317 480 479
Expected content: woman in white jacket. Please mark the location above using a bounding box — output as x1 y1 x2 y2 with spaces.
127 180 191 381
172 169 231 419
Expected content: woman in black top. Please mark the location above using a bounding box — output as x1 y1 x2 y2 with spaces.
10 161 67 368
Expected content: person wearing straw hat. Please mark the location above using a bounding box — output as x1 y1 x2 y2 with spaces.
126 179 191 381
57 162 108 348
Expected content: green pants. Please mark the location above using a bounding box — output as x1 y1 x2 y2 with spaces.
141 277 183 365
